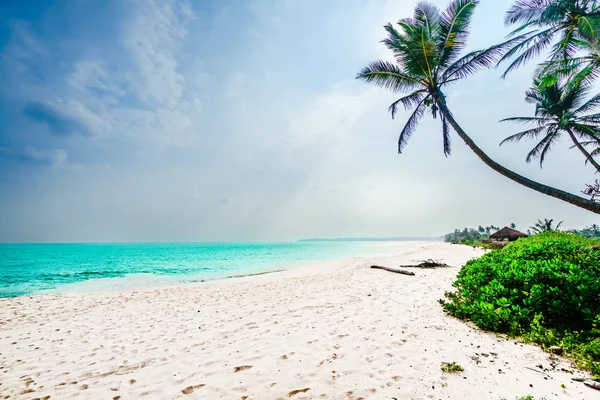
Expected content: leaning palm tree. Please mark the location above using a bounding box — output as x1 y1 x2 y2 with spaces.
357 0 600 213
500 70 600 172
500 0 600 77
530 218 564 233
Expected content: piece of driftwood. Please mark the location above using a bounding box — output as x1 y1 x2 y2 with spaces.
370 265 415 276
572 376 600 383
399 259 450 269
584 380 600 390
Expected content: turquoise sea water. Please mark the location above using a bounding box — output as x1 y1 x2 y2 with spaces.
0 242 405 298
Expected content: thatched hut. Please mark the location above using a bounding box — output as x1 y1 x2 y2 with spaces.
489 226 528 242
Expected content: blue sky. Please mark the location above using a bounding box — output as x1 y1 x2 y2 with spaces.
0 0 597 242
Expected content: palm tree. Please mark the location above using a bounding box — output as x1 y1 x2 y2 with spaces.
356 0 600 213
530 218 564 233
500 71 600 171
500 0 600 77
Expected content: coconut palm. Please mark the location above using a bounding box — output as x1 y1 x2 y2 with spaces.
500 0 600 77
356 0 600 213
530 218 564 233
500 70 600 171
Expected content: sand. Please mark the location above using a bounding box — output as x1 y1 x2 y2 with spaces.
1 242 599 400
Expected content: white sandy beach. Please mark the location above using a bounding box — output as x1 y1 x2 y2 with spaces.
1 242 599 400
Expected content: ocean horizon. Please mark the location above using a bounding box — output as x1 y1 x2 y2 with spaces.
0 240 434 298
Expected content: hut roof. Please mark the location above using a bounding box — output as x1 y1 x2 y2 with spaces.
489 226 528 241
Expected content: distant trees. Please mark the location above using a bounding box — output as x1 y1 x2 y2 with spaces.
575 223 600 238
445 220 600 242
444 225 500 243
529 218 564 233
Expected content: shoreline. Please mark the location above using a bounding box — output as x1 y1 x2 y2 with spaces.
1 242 599 399
5 241 430 299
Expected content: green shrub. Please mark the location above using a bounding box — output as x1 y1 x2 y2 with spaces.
440 361 464 373
440 231 600 374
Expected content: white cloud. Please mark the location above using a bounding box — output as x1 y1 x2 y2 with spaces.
1 0 598 242
122 0 194 108
0 146 69 167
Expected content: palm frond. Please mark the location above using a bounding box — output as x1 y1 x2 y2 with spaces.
356 61 421 93
500 125 549 145
577 14 600 49
499 27 559 78
570 123 600 142
555 220 563 230
398 100 427 153
441 113 451 156
541 28 582 75
505 0 547 26
499 116 546 124
414 1 441 34
388 90 427 119
525 128 559 166
579 112 600 123
574 93 600 115
437 0 478 67
442 35 524 82
534 54 592 80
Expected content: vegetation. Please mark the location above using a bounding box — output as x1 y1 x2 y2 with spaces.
574 223 600 238
499 396 534 400
440 361 464 373
357 0 600 213
500 71 600 172
500 0 600 78
444 225 500 244
440 231 600 374
530 218 563 233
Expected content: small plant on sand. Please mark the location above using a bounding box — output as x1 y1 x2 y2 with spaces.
517 396 533 400
440 362 464 373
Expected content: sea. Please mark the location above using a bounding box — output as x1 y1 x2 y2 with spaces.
0 241 417 298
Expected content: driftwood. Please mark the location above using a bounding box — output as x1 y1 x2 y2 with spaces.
370 265 415 276
584 380 600 390
399 259 450 269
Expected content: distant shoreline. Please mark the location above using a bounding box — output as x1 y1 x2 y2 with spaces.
297 236 444 242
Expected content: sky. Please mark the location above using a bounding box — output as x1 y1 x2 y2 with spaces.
0 0 598 243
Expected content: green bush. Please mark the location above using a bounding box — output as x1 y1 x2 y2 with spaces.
440 231 600 374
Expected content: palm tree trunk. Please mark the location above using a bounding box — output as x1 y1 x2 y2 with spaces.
437 97 600 214
565 127 600 173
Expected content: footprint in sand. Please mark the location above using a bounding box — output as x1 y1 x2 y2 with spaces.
181 384 205 394
288 388 310 397
234 365 253 373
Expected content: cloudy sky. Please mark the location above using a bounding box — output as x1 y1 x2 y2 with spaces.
0 0 597 242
